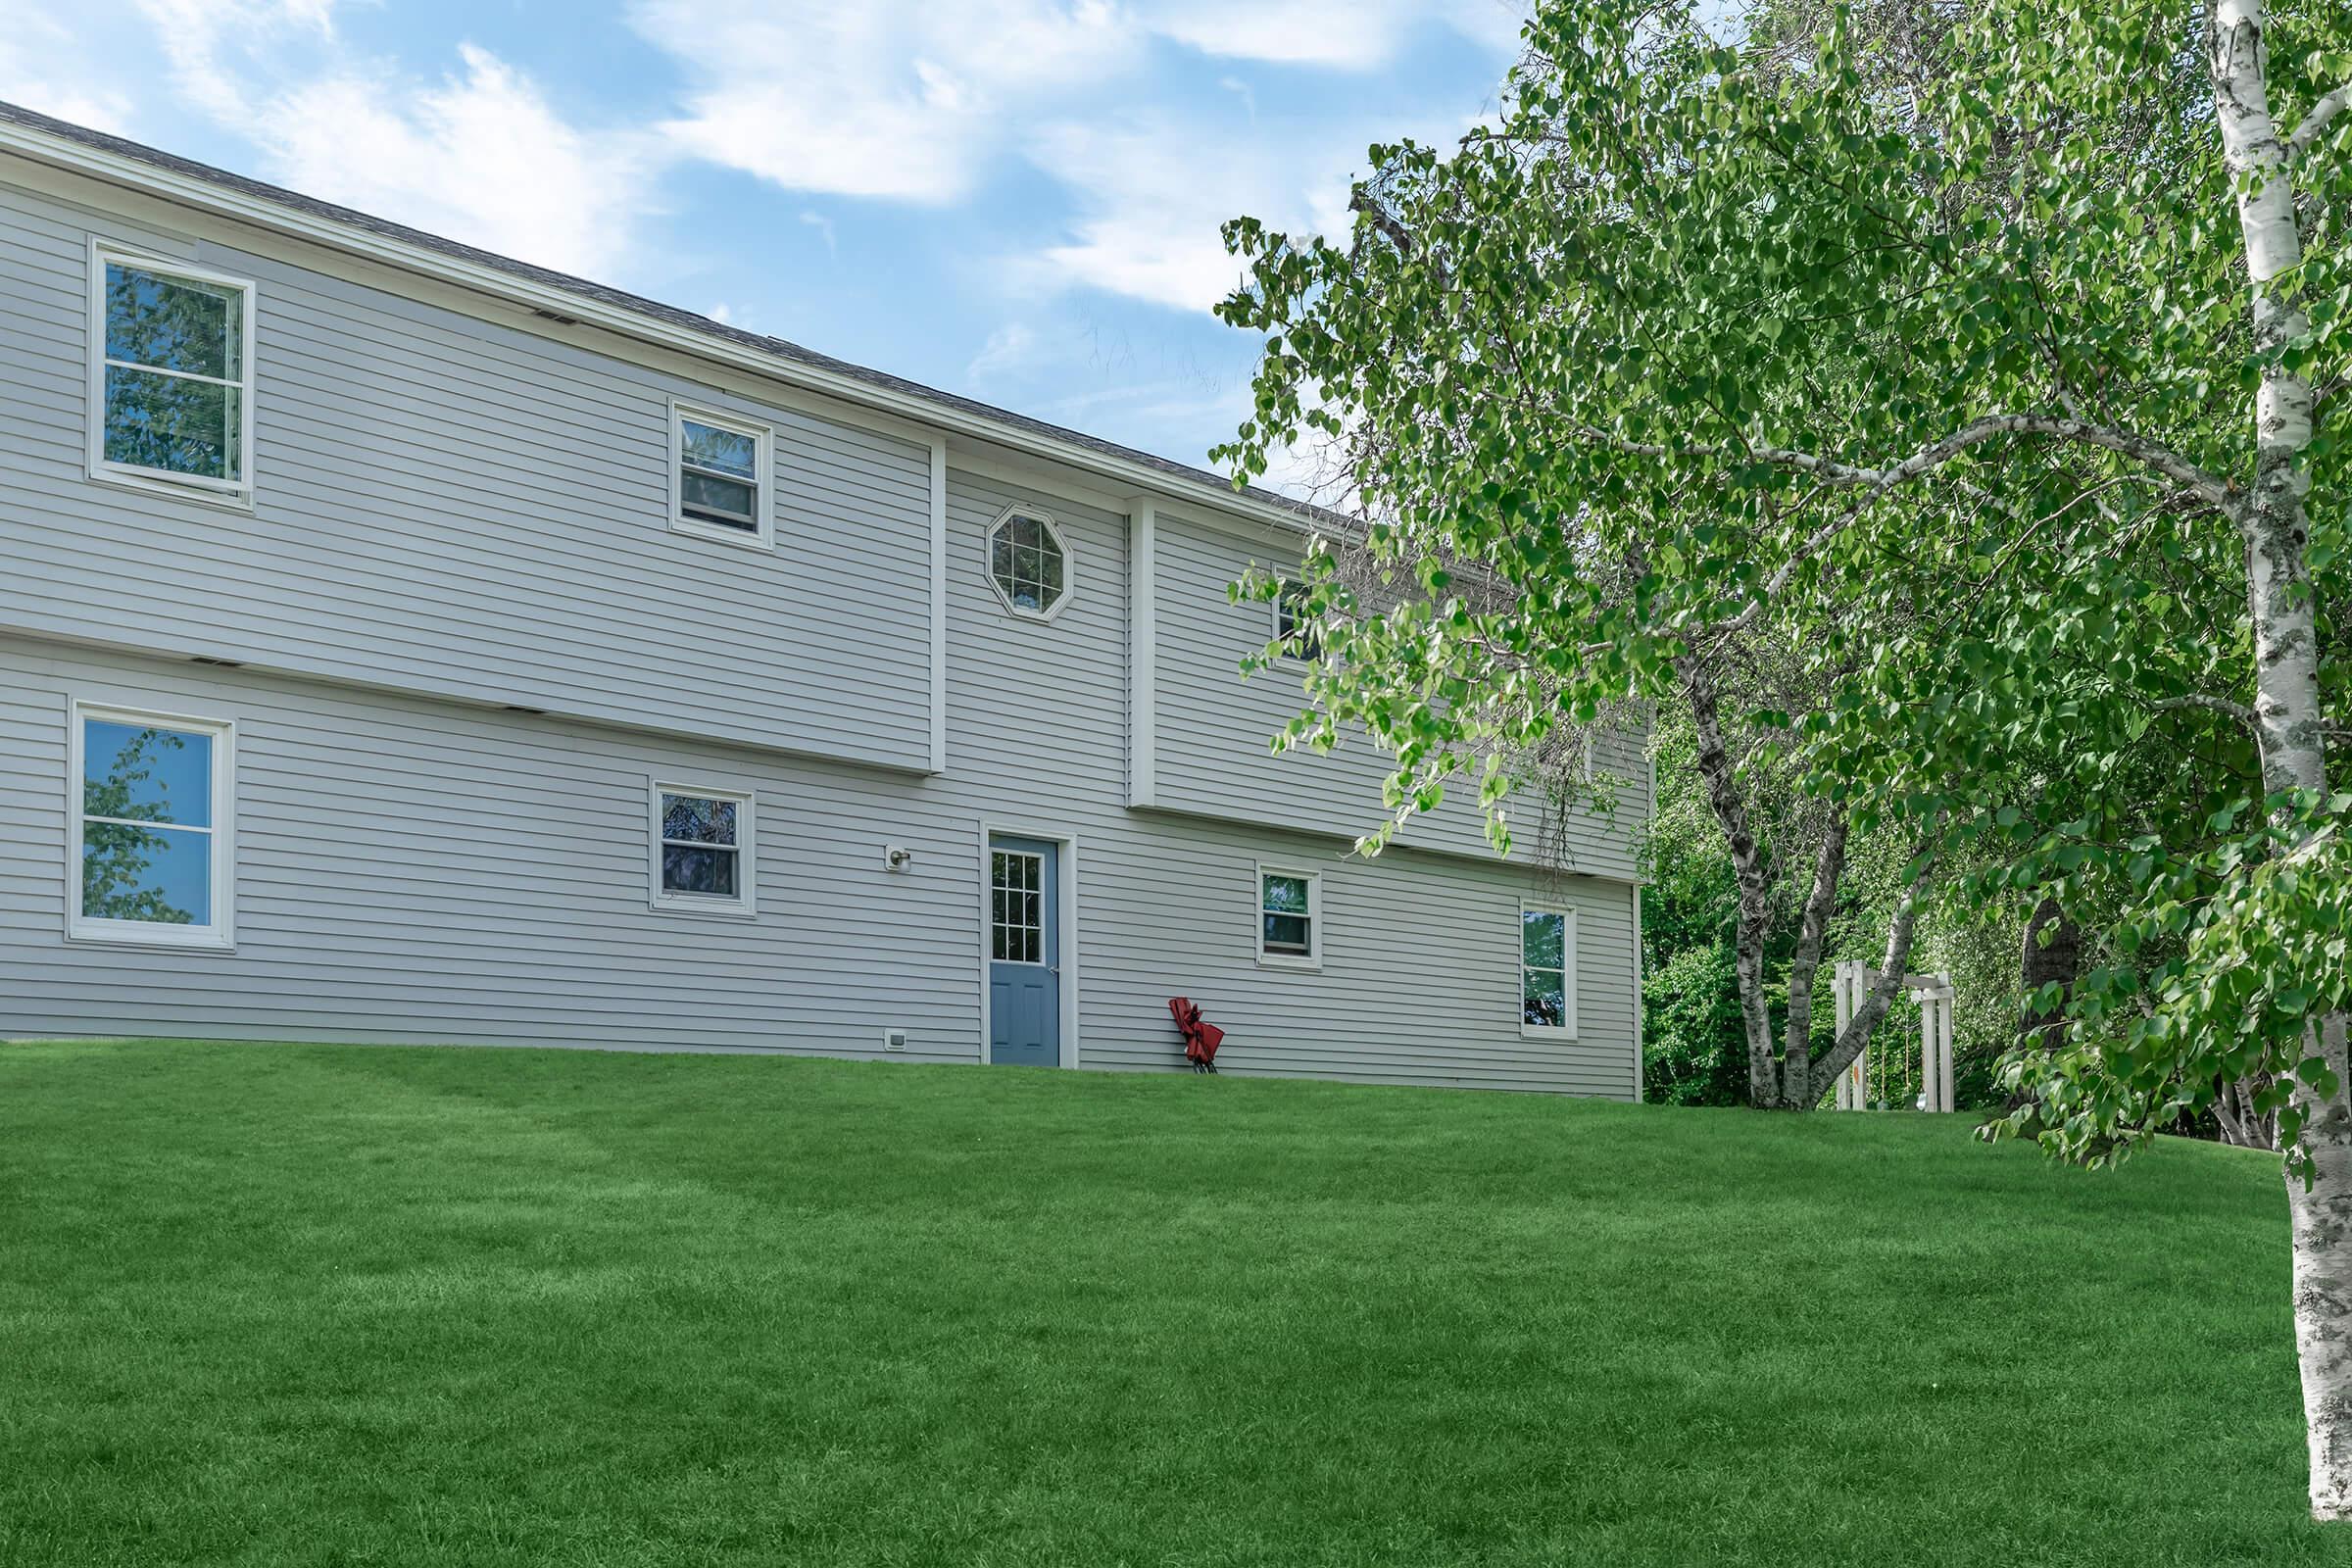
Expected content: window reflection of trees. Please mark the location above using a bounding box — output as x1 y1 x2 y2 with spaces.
82 727 201 926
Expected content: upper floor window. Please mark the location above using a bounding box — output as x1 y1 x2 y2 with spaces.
70 703 235 949
986 507 1072 619
651 783 755 916
671 403 773 548
1522 905 1578 1036
89 249 256 502
1256 865 1321 968
1275 580 1324 661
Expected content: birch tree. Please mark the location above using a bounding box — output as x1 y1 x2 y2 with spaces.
1216 0 2352 1513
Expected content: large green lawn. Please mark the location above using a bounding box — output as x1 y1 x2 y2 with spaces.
0 1040 2335 1566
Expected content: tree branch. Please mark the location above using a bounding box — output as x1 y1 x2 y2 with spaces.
2289 78 2352 160
2146 692 2262 728
1593 413 2243 518
1583 412 2245 636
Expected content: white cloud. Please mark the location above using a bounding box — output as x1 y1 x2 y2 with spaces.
630 0 1518 315
134 0 339 122
253 46 656 277
800 211 838 256
965 321 1040 381
122 2 655 279
1131 0 1525 72
1022 106 1435 313
634 0 1137 203
0 12 136 132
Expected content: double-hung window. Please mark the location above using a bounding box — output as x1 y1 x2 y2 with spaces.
1521 905 1578 1036
69 704 235 949
1275 580 1324 661
89 248 256 502
652 784 755 915
1256 865 1321 967
671 403 772 547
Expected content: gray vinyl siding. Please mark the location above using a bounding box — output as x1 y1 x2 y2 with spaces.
1150 515 1648 880
0 159 1643 1099
0 548 1636 1095
0 177 934 770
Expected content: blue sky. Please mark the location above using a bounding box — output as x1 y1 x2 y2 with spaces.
3 1 1528 491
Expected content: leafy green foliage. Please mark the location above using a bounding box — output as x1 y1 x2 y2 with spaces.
1213 0 2350 1155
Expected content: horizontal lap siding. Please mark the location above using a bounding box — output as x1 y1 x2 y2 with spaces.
1150 517 1648 878
0 466 1639 1095
0 169 1643 1098
0 179 933 769
0 640 985 1058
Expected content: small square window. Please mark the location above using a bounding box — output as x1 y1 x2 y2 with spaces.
70 703 235 949
652 782 755 915
671 403 773 548
1256 865 1321 968
89 248 256 503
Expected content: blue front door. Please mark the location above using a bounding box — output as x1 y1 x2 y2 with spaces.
989 836 1060 1066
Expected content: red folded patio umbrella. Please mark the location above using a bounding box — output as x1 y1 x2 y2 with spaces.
1167 997 1224 1073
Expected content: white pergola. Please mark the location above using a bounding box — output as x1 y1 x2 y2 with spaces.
1831 958 1956 1112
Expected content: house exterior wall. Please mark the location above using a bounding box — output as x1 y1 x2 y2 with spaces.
0 177 937 770
0 140 1646 1098
1146 513 1649 877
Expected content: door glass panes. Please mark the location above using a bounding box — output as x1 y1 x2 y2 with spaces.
660 791 742 898
79 717 217 927
989 513 1068 614
1261 871 1312 956
992 850 1044 963
1524 910 1568 1028
102 262 247 484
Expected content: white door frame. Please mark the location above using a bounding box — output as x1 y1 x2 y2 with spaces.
976 818 1081 1068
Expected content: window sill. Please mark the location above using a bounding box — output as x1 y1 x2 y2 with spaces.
1254 953 1323 972
66 925 236 955
1522 1023 1581 1042
648 896 759 921
670 516 772 552
89 464 255 512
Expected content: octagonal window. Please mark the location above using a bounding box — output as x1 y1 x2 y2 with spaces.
987 508 1073 619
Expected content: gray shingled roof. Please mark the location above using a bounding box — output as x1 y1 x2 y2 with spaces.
0 98 1344 532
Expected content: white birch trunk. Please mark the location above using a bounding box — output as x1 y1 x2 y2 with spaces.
2292 1021 2352 1520
2209 0 2349 1518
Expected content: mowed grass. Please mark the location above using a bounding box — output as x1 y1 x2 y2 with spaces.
0 1041 2338 1567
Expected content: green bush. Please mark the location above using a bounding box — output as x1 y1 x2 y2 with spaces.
1642 941 1749 1105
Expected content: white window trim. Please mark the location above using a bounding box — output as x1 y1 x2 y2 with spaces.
1520 901 1580 1039
85 241 258 510
668 399 775 551
66 700 237 952
984 504 1077 621
648 780 758 918
1254 861 1323 970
